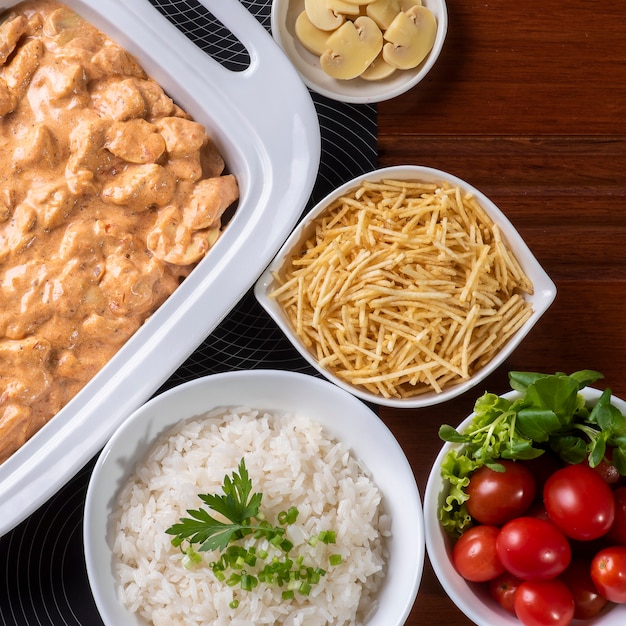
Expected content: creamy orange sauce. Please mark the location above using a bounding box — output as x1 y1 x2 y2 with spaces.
0 0 239 462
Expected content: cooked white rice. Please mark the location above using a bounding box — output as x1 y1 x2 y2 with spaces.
111 407 389 625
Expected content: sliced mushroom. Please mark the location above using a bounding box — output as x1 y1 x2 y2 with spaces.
382 5 437 70
295 10 330 56
360 51 396 80
304 0 345 31
326 0 361 15
320 16 383 80
366 0 402 30
400 0 424 9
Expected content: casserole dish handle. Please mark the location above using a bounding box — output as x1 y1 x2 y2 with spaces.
193 0 309 122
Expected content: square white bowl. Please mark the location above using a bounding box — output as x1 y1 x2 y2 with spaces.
254 165 557 409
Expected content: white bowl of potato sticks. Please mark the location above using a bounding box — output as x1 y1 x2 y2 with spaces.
255 165 557 409
84 369 423 626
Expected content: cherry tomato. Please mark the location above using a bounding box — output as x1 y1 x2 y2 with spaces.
465 460 536 525
452 525 504 582
607 486 626 545
513 579 575 626
496 517 571 580
489 571 522 614
559 558 608 619
543 464 615 541
586 447 624 485
590 545 626 603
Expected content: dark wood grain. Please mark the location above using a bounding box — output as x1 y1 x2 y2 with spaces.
376 1 626 623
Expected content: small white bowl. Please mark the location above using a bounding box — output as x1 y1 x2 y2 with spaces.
424 387 626 626
254 165 557 409
270 0 448 104
84 370 423 626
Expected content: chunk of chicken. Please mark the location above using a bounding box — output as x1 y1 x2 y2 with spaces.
37 60 88 101
12 123 59 170
105 119 166 164
90 41 146 80
66 113 110 193
147 205 220 265
23 181 76 230
2 38 43 91
134 78 175 120
0 14 28 65
101 163 175 209
156 116 207 158
92 77 146 120
183 174 239 230
99 248 171 317
201 136 226 178
0 337 52 403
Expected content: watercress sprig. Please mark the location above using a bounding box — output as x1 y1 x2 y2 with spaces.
438 370 626 536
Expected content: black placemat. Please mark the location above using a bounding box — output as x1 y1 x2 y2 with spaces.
0 1 377 624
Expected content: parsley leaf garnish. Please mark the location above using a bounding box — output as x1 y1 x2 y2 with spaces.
166 458 264 552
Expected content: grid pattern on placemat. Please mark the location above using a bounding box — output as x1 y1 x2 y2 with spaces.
0 1 377 625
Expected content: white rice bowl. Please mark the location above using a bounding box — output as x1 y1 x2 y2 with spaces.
84 370 423 626
112 408 387 625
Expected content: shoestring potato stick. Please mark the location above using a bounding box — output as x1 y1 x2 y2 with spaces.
269 179 534 399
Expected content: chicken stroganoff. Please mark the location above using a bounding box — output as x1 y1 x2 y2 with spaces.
0 0 239 462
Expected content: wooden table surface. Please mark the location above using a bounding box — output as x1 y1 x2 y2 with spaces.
376 1 626 623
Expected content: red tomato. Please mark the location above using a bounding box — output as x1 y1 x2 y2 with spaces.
559 558 609 619
452 525 505 582
590 545 626 603
465 460 536 525
489 571 522 614
543 464 615 540
586 447 624 485
607 486 626 545
514 579 575 626
496 517 571 580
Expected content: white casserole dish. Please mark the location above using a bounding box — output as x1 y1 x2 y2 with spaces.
0 0 321 536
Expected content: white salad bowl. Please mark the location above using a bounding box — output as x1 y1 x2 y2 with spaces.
254 165 557 409
84 369 424 626
270 0 448 104
424 387 626 626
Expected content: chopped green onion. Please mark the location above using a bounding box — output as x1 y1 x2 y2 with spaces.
329 554 342 566
318 530 336 544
